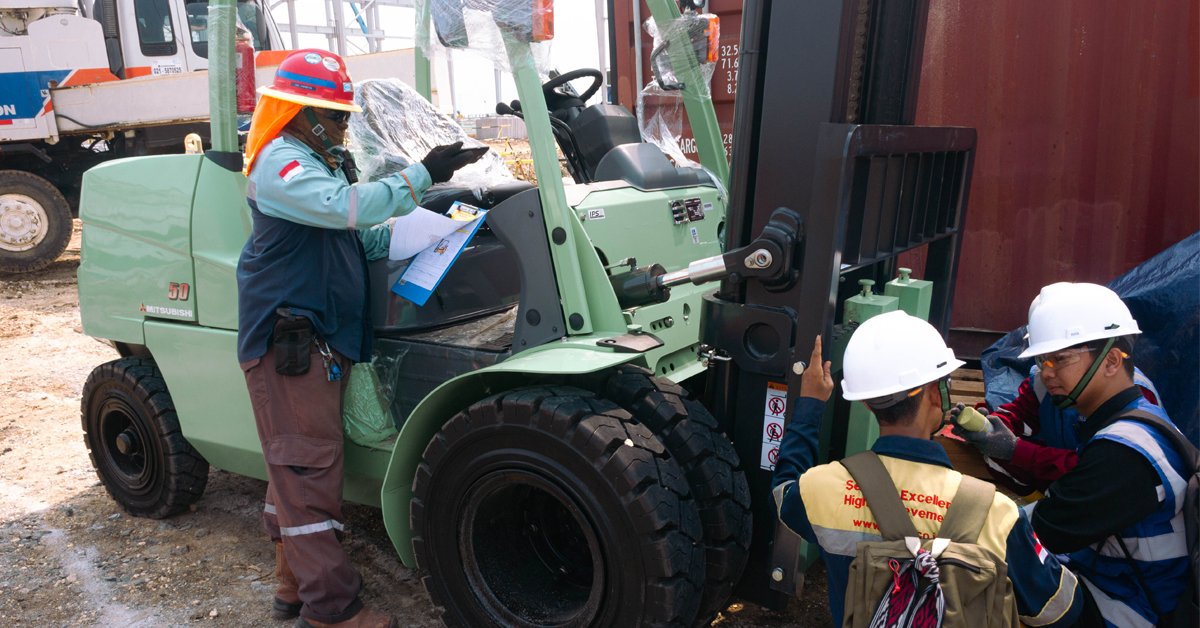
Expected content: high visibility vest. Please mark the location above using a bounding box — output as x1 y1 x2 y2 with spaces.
1067 398 1189 627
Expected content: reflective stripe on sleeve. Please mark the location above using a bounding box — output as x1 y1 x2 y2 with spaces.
280 519 345 537
264 503 277 516
772 481 804 536
1020 564 1078 626
346 187 358 228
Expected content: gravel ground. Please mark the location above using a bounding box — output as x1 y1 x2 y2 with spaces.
0 221 831 627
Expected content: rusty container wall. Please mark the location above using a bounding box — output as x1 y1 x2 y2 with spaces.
915 0 1199 332
611 0 742 161
611 0 1198 333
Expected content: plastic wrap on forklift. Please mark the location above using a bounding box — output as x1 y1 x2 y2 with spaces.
980 231 1199 442
209 5 236 125
373 308 517 427
637 14 718 169
349 78 515 192
418 0 553 74
342 361 398 446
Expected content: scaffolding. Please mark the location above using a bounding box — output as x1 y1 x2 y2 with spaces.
270 0 415 56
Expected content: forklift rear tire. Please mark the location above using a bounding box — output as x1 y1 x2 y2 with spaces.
602 366 752 623
82 357 209 518
411 386 705 627
0 170 73 274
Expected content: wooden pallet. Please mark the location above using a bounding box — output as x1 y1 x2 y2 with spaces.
949 368 987 408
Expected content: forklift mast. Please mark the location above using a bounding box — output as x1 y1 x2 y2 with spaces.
703 0 977 607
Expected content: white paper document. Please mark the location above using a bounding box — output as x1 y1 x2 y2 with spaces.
388 207 483 261
390 202 488 306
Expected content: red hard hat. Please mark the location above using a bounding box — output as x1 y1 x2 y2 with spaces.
258 49 362 112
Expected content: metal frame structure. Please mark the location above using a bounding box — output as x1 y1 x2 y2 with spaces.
270 0 416 54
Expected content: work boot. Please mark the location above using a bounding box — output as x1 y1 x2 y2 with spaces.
272 541 302 620
294 607 398 628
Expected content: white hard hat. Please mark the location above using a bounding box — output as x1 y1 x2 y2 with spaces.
1018 282 1140 359
842 310 965 402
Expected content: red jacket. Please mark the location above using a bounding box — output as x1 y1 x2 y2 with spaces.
984 367 1160 496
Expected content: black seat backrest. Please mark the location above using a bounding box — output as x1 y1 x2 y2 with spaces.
568 104 642 180
593 143 710 191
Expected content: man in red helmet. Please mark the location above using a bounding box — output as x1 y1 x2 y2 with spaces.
236 49 485 628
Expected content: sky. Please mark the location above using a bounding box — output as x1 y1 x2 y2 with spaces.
269 1 610 115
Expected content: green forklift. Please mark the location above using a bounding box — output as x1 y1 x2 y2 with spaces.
76 0 976 624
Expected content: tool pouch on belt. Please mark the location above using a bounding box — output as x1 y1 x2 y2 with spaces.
273 308 313 376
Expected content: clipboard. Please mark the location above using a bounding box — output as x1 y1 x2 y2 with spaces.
392 203 488 306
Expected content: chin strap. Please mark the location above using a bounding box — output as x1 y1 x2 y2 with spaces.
930 377 953 438
1053 336 1117 409
299 107 348 173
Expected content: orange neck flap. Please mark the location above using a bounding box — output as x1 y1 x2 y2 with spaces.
243 95 303 176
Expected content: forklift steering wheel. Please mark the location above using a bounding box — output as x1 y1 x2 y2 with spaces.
541 68 603 104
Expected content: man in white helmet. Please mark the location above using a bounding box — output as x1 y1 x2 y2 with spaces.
772 311 1082 627
1005 283 1190 627
952 282 1163 500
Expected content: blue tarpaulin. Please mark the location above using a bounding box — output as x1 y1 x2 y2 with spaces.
980 231 1199 444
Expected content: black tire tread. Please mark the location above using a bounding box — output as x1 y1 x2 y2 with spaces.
603 366 752 623
411 386 705 627
0 170 73 274
81 357 208 518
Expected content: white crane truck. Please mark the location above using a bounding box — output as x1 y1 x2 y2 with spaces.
0 0 410 272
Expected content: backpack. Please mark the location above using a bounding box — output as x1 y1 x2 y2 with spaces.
840 452 1019 628
1112 409 1199 628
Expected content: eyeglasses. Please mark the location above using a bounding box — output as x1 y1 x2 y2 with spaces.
1034 348 1090 371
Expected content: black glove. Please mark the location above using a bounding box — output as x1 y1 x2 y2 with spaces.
951 415 1019 461
420 141 488 184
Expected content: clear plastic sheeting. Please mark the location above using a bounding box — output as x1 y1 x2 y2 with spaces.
373 307 516 427
418 0 553 74
342 361 398 447
644 13 717 99
637 13 718 168
349 78 515 191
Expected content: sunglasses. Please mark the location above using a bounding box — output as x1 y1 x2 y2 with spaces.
322 109 351 124
1034 348 1090 371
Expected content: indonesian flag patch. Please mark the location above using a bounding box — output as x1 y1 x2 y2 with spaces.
279 160 304 183
1032 532 1049 563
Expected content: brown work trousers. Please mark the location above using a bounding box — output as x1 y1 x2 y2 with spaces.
242 344 363 625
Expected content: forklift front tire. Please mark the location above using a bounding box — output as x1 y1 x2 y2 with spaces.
82 357 209 518
602 366 753 622
411 386 705 627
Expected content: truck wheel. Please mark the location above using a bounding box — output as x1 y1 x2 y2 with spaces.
602 366 752 623
81 357 208 518
0 170 72 274
411 387 704 627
